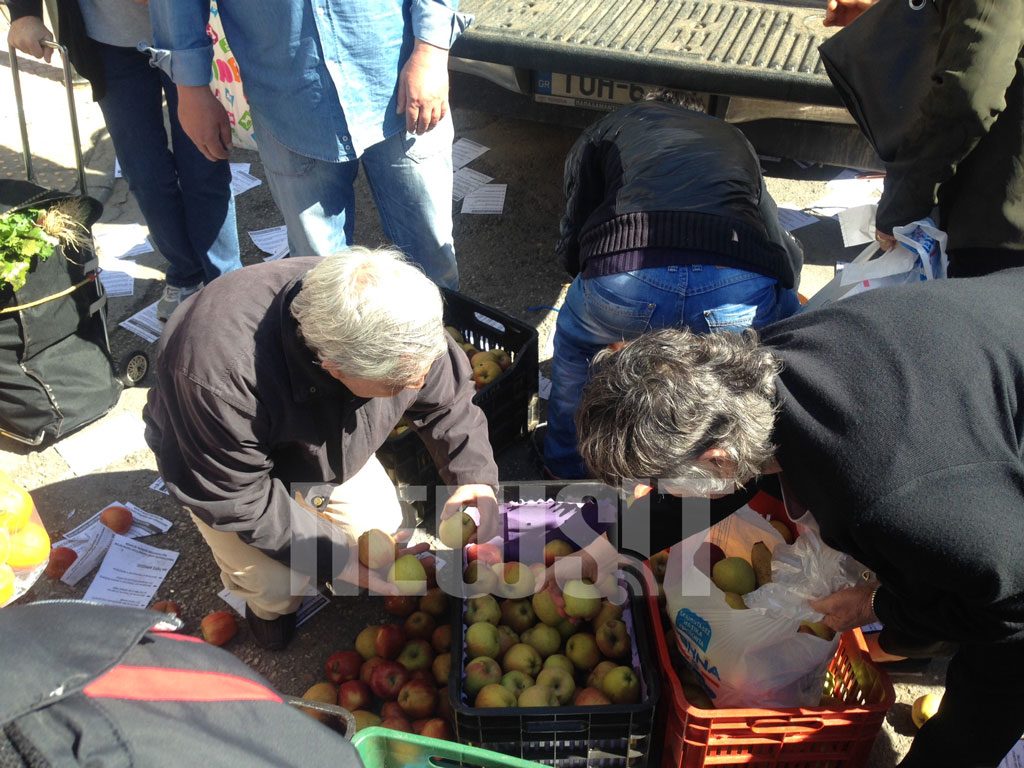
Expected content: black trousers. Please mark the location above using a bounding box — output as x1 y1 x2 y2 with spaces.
947 247 1024 278
899 641 1024 767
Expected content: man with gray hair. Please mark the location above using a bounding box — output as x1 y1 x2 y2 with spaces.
576 273 1024 767
144 249 498 650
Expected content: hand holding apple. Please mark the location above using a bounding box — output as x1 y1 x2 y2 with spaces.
442 484 499 545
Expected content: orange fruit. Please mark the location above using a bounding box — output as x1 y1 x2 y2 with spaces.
0 564 14 606
7 522 51 569
0 472 34 533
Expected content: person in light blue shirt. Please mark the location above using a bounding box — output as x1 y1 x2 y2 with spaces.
147 0 467 289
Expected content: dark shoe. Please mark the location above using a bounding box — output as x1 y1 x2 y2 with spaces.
245 605 297 651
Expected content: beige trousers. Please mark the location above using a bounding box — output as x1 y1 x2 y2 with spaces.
192 455 404 619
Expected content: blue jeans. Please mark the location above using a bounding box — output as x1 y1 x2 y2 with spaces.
544 264 801 479
252 111 458 289
95 42 241 288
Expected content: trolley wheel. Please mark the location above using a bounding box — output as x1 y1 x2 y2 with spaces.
118 351 149 387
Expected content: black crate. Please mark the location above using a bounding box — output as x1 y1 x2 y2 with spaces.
448 566 660 768
377 289 539 490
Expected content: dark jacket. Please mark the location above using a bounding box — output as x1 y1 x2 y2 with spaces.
9 0 107 101
761 269 1024 646
557 101 803 288
0 602 363 767
876 0 1024 255
143 258 498 582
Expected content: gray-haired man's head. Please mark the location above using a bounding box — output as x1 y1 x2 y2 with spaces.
576 328 781 496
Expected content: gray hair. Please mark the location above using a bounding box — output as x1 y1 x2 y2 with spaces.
290 248 447 384
576 328 781 486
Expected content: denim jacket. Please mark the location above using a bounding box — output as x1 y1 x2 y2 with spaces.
147 0 470 161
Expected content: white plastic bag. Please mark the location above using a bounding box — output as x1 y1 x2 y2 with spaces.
804 216 947 310
663 506 862 708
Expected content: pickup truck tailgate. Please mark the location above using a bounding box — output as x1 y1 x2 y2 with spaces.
454 0 842 107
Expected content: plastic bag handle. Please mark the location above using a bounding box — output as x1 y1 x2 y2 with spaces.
748 717 826 735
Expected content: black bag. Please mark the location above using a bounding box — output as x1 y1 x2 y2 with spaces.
0 601 363 767
818 0 940 162
0 180 121 446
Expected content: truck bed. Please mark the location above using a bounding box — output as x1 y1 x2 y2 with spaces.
454 0 842 107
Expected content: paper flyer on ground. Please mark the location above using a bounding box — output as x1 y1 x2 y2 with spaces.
119 301 164 343
83 535 179 608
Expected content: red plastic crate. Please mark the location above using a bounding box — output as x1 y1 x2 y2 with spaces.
649 591 895 768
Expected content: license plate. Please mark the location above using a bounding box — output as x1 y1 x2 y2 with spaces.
533 71 693 111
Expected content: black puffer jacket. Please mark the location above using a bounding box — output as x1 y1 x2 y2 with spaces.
558 101 803 288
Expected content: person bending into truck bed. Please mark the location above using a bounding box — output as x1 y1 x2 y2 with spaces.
576 272 1024 768
144 249 498 650
544 97 804 479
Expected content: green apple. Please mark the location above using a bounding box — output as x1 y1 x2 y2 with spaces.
499 670 534 698
355 625 381 660
798 620 836 641
475 683 517 708
465 656 502 697
543 539 574 567
465 621 501 658
543 654 574 675
586 660 618 689
466 594 501 625
439 511 477 549
723 592 748 610
494 561 536 599
536 668 576 705
592 600 624 628
358 528 396 570
532 589 563 626
518 685 559 707
388 555 427 596
562 579 602 620
555 619 576 641
601 665 641 704
444 325 465 344
502 643 542 676
464 561 499 597
711 557 756 596
594 619 631 659
565 632 601 671
521 623 561 659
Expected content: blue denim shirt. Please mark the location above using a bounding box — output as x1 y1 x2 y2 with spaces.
147 0 468 161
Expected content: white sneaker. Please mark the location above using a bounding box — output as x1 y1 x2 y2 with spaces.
157 282 202 322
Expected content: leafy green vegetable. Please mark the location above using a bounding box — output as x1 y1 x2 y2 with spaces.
0 209 56 292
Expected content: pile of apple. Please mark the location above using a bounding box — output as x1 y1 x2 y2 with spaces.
445 326 512 391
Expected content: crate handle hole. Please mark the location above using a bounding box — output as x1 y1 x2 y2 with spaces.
748 717 826 735
523 719 588 734
474 311 506 333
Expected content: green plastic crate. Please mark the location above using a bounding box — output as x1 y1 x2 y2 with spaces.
352 727 545 768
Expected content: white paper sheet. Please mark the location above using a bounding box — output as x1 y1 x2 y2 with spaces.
54 411 149 476
119 300 164 343
94 223 154 260
810 173 885 213
83 535 179 608
999 740 1024 768
150 476 169 495
452 138 489 169
462 184 506 215
114 157 122 178
98 269 134 297
230 162 251 175
837 203 878 247
218 587 330 627
249 225 289 256
62 501 171 541
265 241 290 262
58 502 171 585
230 168 262 197
538 373 552 401
452 167 493 201
776 207 818 232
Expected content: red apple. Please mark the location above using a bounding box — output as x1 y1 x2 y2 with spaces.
100 504 134 534
325 650 363 684
397 679 438 719
384 595 419 617
46 547 78 579
417 718 450 739
595 619 631 660
432 652 451 685
338 680 372 712
404 610 436 640
500 598 536 634
465 656 503 697
381 701 405 720
398 639 434 672
381 716 413 733
370 660 410 700
355 625 381 660
375 624 406 660
360 656 386 686
574 687 611 706
409 669 435 685
466 543 502 565
150 599 182 618
431 624 452 653
358 528 397 570
543 539 574 567
199 611 237 646
472 360 502 389
419 586 448 617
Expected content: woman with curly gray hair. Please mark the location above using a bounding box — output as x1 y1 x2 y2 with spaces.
576 273 1024 768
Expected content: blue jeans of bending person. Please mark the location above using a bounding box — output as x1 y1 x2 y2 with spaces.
544 264 801 479
252 112 458 289
94 42 241 288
